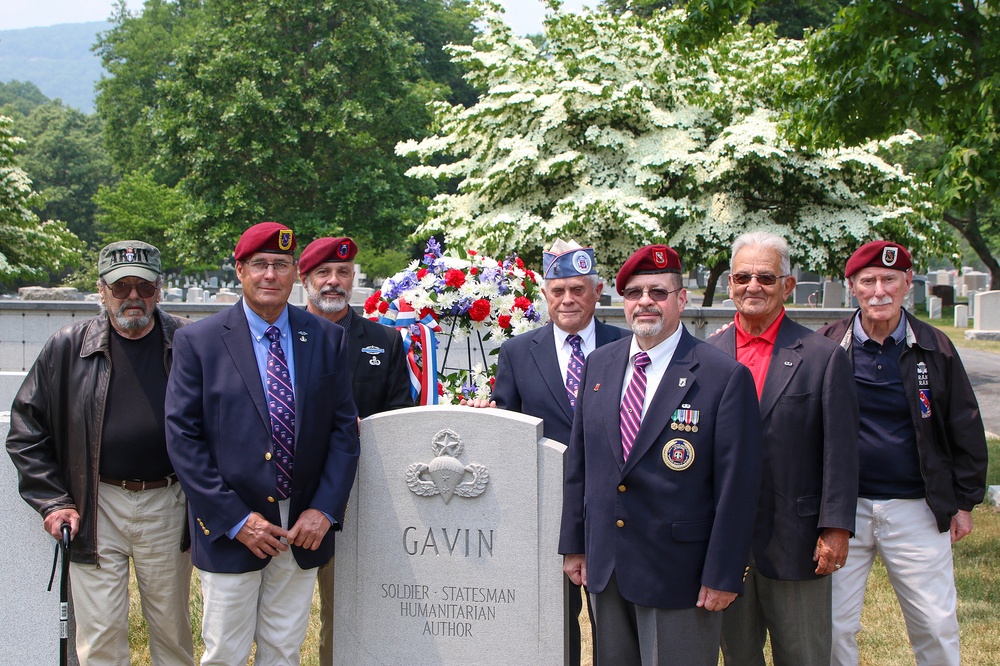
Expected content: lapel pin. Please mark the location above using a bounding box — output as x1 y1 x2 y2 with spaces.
678 378 687 387
298 330 308 342
784 361 793 366
593 383 601 392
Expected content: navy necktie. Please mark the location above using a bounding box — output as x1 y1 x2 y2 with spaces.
620 352 651 462
265 326 295 499
565 334 585 410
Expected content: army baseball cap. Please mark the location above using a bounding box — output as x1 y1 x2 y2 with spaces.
98 241 162 283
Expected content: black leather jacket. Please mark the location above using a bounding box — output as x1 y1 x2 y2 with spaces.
6 308 189 564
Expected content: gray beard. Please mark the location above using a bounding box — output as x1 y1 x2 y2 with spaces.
307 285 350 314
102 300 152 330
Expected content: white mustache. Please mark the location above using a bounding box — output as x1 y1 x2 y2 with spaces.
117 300 147 315
321 286 348 297
867 296 894 307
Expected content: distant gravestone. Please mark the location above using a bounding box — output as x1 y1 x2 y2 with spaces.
927 295 942 320
964 272 989 295
973 291 1000 330
1 415 77 664
794 281 820 306
722 299 735 308
289 283 306 306
214 290 239 304
911 276 927 305
929 284 954 307
18 287 83 301
185 287 204 303
954 304 969 328
334 406 566 665
930 270 953 286
821 281 845 309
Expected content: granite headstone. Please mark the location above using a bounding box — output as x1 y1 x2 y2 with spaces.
333 406 566 665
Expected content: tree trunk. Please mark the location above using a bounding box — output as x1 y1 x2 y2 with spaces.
700 263 728 307
943 208 1000 290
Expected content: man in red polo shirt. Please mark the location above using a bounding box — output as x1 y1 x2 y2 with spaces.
708 231 859 666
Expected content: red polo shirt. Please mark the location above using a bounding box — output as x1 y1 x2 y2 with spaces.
735 309 785 399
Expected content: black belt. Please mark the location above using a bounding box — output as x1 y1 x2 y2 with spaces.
99 473 177 491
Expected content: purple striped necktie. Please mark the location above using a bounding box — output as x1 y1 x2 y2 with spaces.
265 326 295 499
620 351 651 462
565 334 585 410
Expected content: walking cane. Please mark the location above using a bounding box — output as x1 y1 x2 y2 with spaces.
46 522 72 665
59 523 71 666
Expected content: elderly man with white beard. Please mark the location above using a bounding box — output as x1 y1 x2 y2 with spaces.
297 236 412 666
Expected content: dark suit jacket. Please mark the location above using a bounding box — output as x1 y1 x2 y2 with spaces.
709 315 859 580
166 301 360 573
491 319 627 446
559 327 762 609
341 309 413 419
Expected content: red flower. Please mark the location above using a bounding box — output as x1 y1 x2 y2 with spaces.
418 307 437 321
498 314 511 329
417 268 428 280
364 290 382 314
513 296 531 311
470 267 479 276
489 376 496 389
525 269 537 283
468 299 491 322
378 301 389 314
515 257 525 269
445 269 466 288
438 382 445 396
467 249 477 256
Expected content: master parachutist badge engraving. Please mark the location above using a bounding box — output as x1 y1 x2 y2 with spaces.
406 429 489 503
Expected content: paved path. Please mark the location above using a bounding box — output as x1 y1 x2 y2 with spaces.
956 347 1000 438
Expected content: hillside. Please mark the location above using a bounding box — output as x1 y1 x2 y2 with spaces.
0 22 110 114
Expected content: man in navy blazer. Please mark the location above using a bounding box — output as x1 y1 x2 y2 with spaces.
560 244 762 666
468 239 626 666
708 232 859 666
166 222 359 665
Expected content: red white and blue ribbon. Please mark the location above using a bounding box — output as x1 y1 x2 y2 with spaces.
377 299 441 405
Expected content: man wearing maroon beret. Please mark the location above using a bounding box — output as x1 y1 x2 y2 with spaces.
818 240 987 666
559 244 762 665
298 236 411 666
166 222 360 664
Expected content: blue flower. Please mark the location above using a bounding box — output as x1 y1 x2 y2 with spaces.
424 238 443 261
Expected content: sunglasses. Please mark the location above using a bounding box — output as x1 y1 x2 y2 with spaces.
730 273 787 286
621 287 681 302
108 281 157 299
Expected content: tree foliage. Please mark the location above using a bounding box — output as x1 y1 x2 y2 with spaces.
794 0 1000 286
0 115 83 286
0 81 50 118
399 7 940 302
12 101 113 246
93 0 481 267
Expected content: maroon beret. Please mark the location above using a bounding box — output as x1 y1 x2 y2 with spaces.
615 244 682 295
844 240 912 278
234 222 296 261
298 237 358 275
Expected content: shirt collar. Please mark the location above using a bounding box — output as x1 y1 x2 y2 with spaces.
242 299 290 341
628 322 683 369
553 318 597 351
734 309 785 349
853 307 907 346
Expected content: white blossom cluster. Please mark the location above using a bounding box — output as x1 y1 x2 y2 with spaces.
397 5 939 276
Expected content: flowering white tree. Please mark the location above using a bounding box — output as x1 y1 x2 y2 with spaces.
397 5 945 303
0 115 82 285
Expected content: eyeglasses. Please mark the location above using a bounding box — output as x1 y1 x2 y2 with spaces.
730 273 788 286
108 281 157 299
621 287 681 302
245 259 295 276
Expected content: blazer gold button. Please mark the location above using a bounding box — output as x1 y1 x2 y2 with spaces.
616 519 625 528
267 496 275 503
265 452 272 460
618 484 626 492
203 528 210 535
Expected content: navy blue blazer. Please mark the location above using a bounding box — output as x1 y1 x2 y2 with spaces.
491 319 628 446
709 315 859 580
559 327 762 609
166 301 360 573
